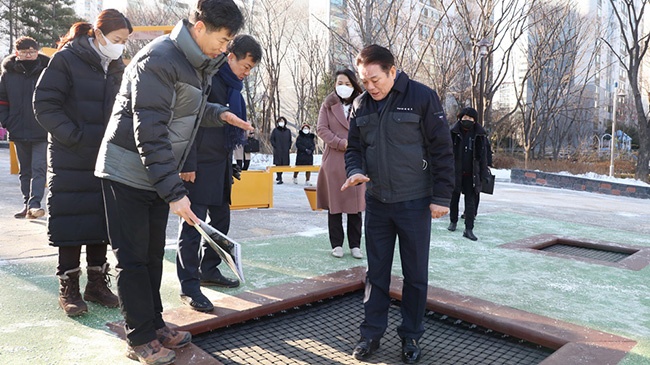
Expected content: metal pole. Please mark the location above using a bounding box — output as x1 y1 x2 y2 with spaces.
609 91 618 176
479 55 485 125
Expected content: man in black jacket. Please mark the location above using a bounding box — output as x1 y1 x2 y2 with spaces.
176 34 261 312
342 45 454 364
448 107 489 241
0 36 49 219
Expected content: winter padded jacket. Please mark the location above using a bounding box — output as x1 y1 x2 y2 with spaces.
95 20 229 203
33 36 125 246
0 53 49 141
450 121 490 194
345 71 455 206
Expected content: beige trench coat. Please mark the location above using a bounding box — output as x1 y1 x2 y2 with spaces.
316 92 365 214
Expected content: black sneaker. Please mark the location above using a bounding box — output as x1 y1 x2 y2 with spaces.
180 293 214 312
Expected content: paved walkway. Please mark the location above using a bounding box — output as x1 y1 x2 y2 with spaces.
0 146 649 364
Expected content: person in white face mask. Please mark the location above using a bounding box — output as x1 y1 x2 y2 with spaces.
315 69 365 259
270 116 292 184
293 123 316 185
33 9 132 318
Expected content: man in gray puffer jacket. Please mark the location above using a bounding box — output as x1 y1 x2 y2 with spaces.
94 1 252 363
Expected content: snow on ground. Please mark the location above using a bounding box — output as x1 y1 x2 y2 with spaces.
250 153 648 188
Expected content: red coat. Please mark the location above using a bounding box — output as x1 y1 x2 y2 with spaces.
316 92 365 214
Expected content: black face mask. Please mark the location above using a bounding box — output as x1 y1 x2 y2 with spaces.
18 59 39 71
460 119 474 129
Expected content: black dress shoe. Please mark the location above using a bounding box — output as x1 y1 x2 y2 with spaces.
463 229 478 241
447 222 457 231
201 272 240 288
180 293 214 312
401 338 422 364
352 337 380 360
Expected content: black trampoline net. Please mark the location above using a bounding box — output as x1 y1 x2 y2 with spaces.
540 243 631 263
193 291 553 364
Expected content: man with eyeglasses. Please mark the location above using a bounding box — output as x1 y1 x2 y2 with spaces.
0 36 49 219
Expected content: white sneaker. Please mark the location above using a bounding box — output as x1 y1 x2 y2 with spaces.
351 247 363 259
331 247 343 258
305 181 312 186
293 178 298 184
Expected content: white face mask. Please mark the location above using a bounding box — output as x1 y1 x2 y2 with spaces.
98 31 125 60
302 128 310 134
336 84 354 99
278 122 285 128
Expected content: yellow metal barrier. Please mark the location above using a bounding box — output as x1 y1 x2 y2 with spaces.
230 166 321 209
231 170 273 209
9 141 18 174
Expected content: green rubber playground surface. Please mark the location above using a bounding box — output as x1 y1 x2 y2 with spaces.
1 211 650 364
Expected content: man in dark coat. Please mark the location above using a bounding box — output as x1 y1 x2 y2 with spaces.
447 107 490 241
176 34 261 312
343 45 455 364
270 116 291 184
0 36 49 219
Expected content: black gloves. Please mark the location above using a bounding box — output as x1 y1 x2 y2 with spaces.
232 164 242 180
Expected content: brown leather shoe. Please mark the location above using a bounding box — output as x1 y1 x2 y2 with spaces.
26 208 45 219
126 339 175 365
14 207 27 219
156 326 192 349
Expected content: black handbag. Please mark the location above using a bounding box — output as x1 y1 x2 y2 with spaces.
481 171 495 195
244 137 260 153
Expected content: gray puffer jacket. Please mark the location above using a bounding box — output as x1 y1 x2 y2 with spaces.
95 20 228 203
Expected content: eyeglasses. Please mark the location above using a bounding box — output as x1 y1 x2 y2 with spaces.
17 50 38 57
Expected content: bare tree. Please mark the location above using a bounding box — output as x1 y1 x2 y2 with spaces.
513 1 598 166
603 0 650 181
447 0 538 133
241 0 299 151
287 25 328 131
122 1 187 57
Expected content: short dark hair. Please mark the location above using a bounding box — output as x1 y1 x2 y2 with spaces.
457 107 479 121
227 34 262 63
15 36 38 50
190 0 244 36
356 44 394 74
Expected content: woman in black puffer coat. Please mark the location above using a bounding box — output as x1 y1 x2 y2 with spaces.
33 9 132 317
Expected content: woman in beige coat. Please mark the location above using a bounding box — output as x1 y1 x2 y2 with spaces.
316 69 365 258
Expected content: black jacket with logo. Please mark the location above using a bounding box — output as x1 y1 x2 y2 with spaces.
345 71 454 206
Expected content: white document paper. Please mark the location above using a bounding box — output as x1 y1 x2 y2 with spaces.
192 219 245 283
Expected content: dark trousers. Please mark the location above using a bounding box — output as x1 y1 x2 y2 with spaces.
176 203 227 296
361 196 431 341
13 140 47 209
327 212 362 249
293 171 311 181
450 177 476 229
236 159 250 171
57 244 108 275
101 179 168 346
